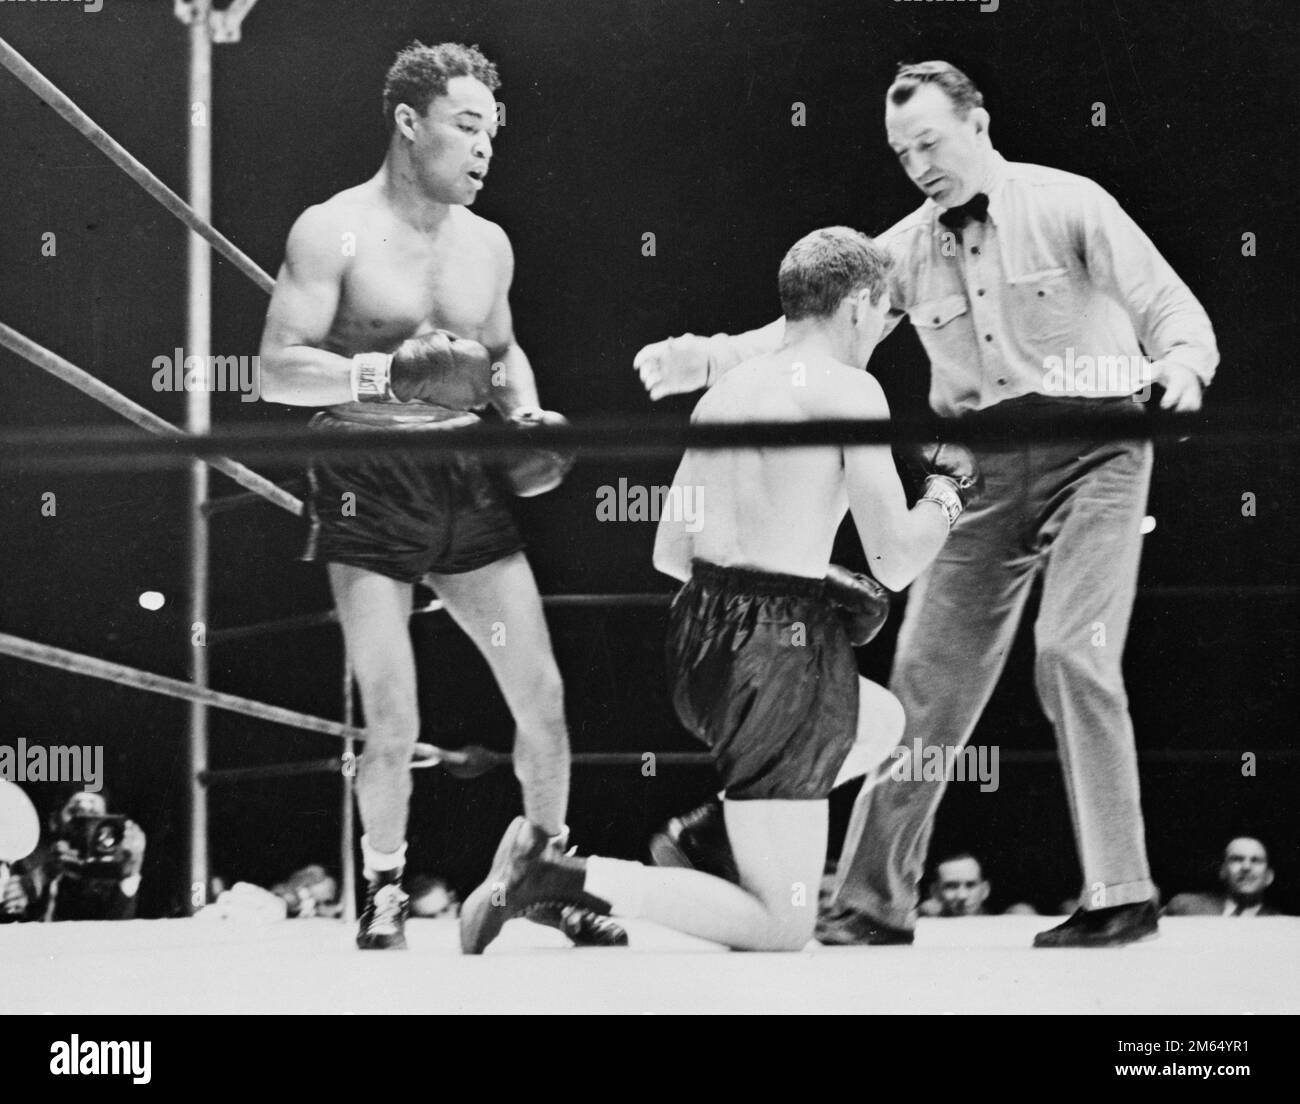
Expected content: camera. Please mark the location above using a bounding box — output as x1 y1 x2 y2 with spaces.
59 814 128 879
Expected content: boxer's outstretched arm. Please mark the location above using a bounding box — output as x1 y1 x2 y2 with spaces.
258 205 356 405
478 223 542 417
840 374 949 591
702 318 786 385
634 319 785 401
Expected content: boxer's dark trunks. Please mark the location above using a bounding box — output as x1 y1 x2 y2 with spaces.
666 559 859 800
302 410 523 582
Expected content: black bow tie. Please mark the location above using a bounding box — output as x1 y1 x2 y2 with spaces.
938 193 990 230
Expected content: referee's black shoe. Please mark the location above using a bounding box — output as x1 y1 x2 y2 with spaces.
1032 901 1159 948
815 905 914 946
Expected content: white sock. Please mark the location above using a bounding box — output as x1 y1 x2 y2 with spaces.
585 856 647 917
361 834 407 877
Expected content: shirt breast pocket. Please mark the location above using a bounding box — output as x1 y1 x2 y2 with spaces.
909 294 969 332
1007 267 1075 347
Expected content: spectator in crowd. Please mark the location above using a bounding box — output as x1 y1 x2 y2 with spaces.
919 852 991 917
0 861 37 923
408 874 460 919
272 864 342 918
1165 837 1283 917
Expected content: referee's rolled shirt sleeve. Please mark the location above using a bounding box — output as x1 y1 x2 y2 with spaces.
1076 181 1219 388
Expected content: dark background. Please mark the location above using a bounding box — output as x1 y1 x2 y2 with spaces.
0 0 1295 919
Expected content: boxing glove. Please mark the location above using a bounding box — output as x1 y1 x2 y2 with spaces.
501 408 576 497
352 329 493 410
897 441 983 528
824 564 891 646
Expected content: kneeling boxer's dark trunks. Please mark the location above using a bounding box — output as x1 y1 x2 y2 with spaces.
666 559 859 800
302 409 524 582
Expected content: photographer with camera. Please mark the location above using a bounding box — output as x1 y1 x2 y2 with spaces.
37 790 147 922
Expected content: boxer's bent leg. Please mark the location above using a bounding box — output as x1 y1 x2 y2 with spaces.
831 457 1039 929
586 800 828 950
328 563 418 857
724 798 827 948
427 551 569 836
1032 437 1155 908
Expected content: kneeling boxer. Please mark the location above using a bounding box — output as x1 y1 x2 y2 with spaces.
260 41 622 950
460 226 979 952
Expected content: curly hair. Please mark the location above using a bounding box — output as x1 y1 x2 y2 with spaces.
382 41 500 132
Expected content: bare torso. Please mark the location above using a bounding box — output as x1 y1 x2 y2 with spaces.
323 182 500 351
687 354 856 579
307 178 506 422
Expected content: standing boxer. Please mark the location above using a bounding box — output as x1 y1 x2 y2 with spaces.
634 61 1218 947
460 227 974 953
259 41 621 950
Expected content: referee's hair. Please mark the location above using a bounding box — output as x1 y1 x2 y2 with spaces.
888 60 984 119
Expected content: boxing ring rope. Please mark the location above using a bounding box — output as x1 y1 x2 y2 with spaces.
0 37 276 298
15 620 1283 774
203 478 306 517
2 32 1295 927
0 632 364 742
0 322 303 518
0 632 690 779
206 593 673 646
205 584 1295 646
1 407 1293 473
5 622 1293 778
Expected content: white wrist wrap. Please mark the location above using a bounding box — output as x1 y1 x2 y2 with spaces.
920 475 964 529
351 352 394 402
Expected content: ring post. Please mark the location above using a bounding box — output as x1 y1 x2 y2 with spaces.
174 0 260 920
181 0 213 918
341 655 358 925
